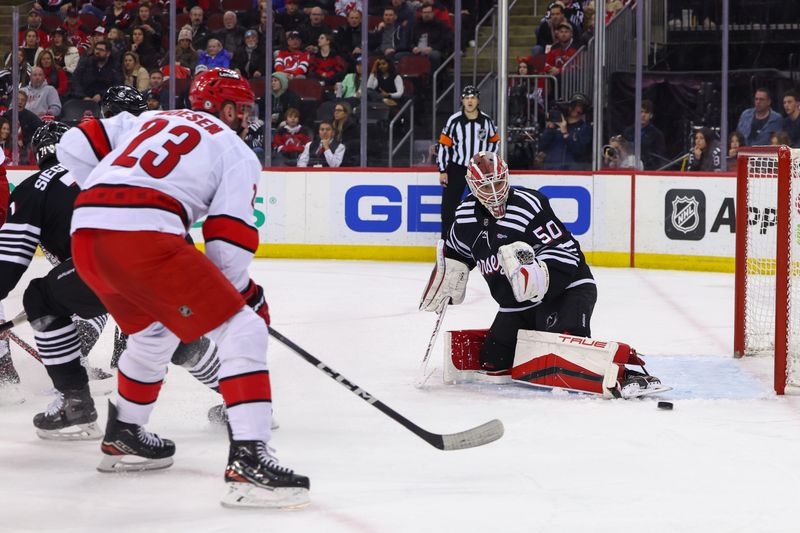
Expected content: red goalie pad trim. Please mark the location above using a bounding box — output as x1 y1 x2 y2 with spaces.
511 353 604 394
118 370 164 405
449 329 490 370
219 370 272 408
77 119 113 162
202 215 259 253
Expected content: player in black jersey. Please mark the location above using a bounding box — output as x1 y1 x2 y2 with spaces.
420 152 668 398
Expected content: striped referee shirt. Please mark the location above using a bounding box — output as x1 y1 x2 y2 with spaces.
436 110 500 172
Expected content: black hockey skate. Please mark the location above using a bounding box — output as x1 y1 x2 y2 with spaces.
208 403 280 430
613 369 672 399
33 386 102 441
98 401 175 473
0 348 20 385
221 440 310 509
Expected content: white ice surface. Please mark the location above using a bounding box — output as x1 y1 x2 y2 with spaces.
2 258 799 533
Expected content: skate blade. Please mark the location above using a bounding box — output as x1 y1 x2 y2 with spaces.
36 422 102 441
97 454 174 473
620 384 673 399
220 482 310 510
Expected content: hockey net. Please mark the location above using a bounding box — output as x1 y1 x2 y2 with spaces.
734 146 800 394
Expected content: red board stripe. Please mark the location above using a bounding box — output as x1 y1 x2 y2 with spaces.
118 370 163 405
219 370 271 408
202 215 259 253
77 119 113 161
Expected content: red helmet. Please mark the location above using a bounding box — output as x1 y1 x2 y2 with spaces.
189 68 254 114
466 152 510 219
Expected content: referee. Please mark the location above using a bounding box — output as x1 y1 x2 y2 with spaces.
436 85 500 238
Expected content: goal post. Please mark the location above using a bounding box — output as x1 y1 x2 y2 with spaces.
734 146 797 394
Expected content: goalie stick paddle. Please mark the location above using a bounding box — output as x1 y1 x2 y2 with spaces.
268 326 504 451
415 299 449 388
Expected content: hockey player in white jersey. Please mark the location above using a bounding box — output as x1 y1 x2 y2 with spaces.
57 68 309 508
420 152 668 399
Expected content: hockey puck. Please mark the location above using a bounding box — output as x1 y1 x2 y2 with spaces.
657 401 674 410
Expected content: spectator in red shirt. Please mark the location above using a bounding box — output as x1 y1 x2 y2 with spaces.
36 50 70 97
63 8 91 55
309 33 346 87
19 8 50 49
545 21 578 76
274 31 311 79
273 107 311 165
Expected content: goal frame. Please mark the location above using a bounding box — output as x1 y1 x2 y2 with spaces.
734 145 793 395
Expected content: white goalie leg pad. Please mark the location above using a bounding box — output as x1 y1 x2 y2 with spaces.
497 242 549 303
420 240 469 312
510 331 633 398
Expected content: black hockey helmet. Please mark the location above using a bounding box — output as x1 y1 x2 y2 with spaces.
32 120 70 168
461 85 480 99
102 85 147 118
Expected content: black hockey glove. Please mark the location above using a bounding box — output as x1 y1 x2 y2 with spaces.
241 280 270 326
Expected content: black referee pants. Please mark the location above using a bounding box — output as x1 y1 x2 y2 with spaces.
440 163 468 239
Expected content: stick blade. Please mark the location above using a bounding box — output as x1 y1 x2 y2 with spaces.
439 419 505 451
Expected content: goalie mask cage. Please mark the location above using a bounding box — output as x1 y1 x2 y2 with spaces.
734 146 800 394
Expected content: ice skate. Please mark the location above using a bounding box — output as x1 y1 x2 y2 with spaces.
221 440 310 509
97 401 175 473
33 386 101 441
614 371 672 399
0 348 20 386
208 404 280 430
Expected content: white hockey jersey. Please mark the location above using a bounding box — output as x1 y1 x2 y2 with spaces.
57 109 262 292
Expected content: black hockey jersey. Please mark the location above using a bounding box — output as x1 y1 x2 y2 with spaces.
445 187 595 312
0 163 77 300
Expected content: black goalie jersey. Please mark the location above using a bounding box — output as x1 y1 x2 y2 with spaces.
0 163 77 300
444 186 595 312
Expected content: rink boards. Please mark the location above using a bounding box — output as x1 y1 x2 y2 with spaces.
5 167 741 272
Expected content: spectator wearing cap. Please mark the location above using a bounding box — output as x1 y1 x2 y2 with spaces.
172 27 199 74
304 7 332 55
368 6 410 61
71 39 122 102
189 6 212 50
277 0 309 34
436 85 500 238
544 21 578 76
214 11 247 55
21 67 61 118
411 3 451 72
197 38 232 69
533 2 580 56
47 27 80 73
538 92 592 170
130 3 162 51
274 31 311 79
20 8 50 50
63 8 91 54
232 29 265 79
35 50 70 97
104 0 133 30
333 9 364 66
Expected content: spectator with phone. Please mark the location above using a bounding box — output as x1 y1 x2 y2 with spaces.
537 93 592 170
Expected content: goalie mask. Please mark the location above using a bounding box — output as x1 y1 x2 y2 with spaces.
465 152 510 218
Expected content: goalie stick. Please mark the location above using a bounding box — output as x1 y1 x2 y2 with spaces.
415 299 449 388
268 326 504 451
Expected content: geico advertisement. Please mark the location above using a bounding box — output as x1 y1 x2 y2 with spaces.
636 175 741 257
265 171 596 248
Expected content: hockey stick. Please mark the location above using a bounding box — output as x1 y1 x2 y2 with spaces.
414 299 449 388
0 311 28 334
5 331 42 363
268 326 504 451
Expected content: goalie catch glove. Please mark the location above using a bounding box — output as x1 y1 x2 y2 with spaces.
242 280 271 326
497 242 549 303
419 240 469 313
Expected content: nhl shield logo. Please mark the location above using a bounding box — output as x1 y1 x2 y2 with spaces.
664 189 705 241
477 128 487 141
671 196 699 234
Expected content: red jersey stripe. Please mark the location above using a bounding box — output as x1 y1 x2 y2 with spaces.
75 185 189 227
202 215 258 253
218 370 271 408
77 119 113 162
118 370 163 405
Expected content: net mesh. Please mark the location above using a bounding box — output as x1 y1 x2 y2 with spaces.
742 149 800 385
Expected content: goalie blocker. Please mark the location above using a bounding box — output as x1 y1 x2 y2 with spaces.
443 329 670 399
